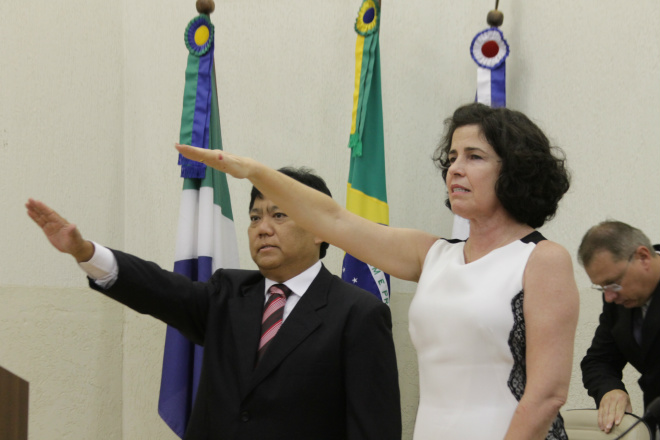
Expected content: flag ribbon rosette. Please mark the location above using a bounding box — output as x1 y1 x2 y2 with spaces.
343 0 390 303
178 14 215 178
348 0 380 158
471 27 509 108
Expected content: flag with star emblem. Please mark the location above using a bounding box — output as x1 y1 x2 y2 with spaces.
158 12 240 438
343 0 390 304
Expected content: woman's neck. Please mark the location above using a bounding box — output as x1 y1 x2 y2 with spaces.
464 216 533 264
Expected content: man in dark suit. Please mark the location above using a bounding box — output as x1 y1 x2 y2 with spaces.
578 220 660 434
26 167 401 440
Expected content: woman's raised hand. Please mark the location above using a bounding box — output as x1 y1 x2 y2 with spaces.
175 143 255 179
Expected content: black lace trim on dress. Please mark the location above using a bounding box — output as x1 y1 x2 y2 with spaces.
508 291 567 440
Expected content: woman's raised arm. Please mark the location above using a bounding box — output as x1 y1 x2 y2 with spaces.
176 143 438 281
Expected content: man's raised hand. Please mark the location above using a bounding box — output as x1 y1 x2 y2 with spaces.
26 199 94 262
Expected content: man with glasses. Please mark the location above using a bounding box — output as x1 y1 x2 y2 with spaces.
578 220 660 434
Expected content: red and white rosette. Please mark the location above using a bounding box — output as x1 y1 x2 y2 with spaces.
471 27 509 110
471 27 509 69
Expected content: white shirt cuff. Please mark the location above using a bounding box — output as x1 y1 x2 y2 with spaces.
78 241 118 289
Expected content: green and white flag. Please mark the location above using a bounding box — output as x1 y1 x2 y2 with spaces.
158 13 240 438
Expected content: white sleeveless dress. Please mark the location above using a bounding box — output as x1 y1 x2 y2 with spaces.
408 232 566 440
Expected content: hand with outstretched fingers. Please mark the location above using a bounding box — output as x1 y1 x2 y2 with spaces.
176 143 256 180
598 389 632 433
26 198 94 263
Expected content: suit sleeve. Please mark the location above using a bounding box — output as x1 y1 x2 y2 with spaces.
343 299 402 440
88 249 219 345
580 299 629 407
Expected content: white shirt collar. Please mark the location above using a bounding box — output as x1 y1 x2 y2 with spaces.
642 296 652 318
264 260 322 299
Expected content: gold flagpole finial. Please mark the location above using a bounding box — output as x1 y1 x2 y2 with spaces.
487 0 503 27
196 0 215 15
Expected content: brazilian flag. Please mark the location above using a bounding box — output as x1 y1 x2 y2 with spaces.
343 0 390 304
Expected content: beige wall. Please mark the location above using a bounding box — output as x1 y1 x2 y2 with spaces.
1 0 659 438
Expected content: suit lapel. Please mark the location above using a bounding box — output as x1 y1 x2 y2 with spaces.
229 279 266 392
611 305 643 364
246 266 331 394
641 282 660 359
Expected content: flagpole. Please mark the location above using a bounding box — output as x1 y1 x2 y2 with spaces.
196 0 214 14
487 1 504 28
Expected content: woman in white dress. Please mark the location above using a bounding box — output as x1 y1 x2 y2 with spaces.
177 103 579 439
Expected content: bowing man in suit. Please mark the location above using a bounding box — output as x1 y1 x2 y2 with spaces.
578 220 660 434
26 167 401 440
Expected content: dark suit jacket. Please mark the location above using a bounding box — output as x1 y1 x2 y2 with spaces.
581 250 660 410
90 250 401 440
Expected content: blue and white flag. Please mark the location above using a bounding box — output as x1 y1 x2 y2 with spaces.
471 27 509 108
452 26 510 240
158 16 240 436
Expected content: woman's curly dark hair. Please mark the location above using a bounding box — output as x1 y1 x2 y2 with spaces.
433 103 570 229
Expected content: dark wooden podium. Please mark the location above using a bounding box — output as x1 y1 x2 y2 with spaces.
0 365 28 440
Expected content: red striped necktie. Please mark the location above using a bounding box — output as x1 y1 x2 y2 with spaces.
257 284 292 363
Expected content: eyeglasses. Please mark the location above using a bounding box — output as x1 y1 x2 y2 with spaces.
591 252 635 293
